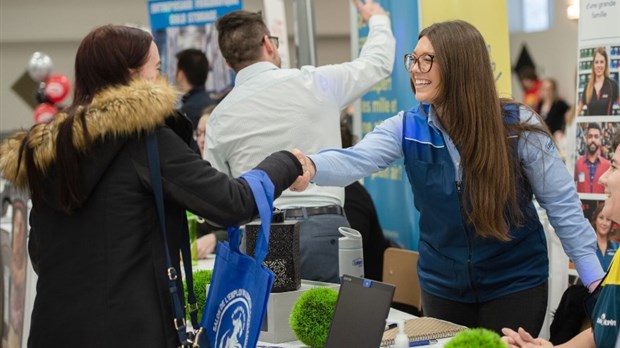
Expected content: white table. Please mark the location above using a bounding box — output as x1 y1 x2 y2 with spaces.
254 308 450 347
193 257 451 347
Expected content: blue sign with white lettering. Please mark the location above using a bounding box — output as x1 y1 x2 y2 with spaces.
358 0 420 251
148 0 243 30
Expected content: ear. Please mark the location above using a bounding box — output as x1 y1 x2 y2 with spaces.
176 69 186 82
263 34 277 55
129 68 140 79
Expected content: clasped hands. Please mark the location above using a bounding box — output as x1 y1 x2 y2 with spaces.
289 149 315 192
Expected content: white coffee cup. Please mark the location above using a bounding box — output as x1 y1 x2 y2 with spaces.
338 227 364 279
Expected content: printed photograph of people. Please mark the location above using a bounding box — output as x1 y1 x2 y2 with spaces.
574 122 614 193
576 46 620 116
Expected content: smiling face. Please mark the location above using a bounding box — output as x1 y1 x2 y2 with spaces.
593 52 607 79
600 144 620 223
410 36 441 104
586 127 602 156
596 210 613 236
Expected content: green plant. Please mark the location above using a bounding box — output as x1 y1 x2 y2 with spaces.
289 287 339 348
444 328 506 348
184 269 212 322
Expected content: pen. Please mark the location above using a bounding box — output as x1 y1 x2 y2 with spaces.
408 339 438 347
385 322 398 331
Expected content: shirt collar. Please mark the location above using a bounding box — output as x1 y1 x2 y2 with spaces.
585 155 601 165
425 104 446 133
235 61 279 86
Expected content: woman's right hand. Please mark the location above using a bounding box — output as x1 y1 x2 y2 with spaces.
289 148 315 192
501 328 553 348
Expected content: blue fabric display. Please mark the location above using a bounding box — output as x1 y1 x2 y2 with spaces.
197 170 275 348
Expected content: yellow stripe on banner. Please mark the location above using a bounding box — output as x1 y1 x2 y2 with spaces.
420 0 512 98
602 252 620 286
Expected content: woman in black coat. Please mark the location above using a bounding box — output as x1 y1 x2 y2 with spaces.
0 25 304 347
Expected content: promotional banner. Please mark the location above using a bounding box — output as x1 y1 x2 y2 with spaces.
148 0 242 96
356 0 419 250
571 0 620 254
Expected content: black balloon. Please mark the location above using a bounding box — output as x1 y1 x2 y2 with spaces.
35 82 49 104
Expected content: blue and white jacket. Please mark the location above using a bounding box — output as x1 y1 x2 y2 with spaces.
310 103 604 302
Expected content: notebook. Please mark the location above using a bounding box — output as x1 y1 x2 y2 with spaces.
324 275 395 348
381 317 466 347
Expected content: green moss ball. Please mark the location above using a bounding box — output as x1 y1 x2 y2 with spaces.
445 327 506 348
184 269 212 323
289 287 339 348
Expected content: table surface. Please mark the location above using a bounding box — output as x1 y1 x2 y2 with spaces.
193 257 451 347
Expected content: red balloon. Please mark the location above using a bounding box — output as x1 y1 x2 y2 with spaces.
44 74 71 104
34 103 58 123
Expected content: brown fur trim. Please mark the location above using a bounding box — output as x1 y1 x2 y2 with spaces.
0 78 179 190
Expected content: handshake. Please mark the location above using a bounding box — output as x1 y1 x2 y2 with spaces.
289 149 316 192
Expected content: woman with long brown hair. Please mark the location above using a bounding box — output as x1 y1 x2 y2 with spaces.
0 25 304 346
576 47 620 116
291 20 604 335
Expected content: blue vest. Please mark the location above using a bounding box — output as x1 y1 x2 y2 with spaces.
402 104 548 303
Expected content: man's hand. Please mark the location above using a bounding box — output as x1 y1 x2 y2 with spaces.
289 148 314 192
196 234 217 258
353 0 386 23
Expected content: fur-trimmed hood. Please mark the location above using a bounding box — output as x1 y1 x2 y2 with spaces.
0 78 179 190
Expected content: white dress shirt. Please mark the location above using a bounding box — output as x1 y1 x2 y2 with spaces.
206 14 395 209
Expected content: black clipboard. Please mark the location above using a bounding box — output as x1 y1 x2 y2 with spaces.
325 275 395 348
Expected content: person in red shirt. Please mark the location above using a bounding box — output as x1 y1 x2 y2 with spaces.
575 123 610 193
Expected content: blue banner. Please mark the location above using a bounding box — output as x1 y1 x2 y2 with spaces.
358 0 420 250
148 0 242 30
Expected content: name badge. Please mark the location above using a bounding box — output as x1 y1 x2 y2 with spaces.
578 172 585 182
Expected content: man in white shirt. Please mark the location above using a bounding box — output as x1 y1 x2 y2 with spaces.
206 0 395 282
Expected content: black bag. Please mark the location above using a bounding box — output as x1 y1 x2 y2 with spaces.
147 133 201 347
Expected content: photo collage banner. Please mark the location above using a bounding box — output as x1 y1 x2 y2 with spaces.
570 1 620 232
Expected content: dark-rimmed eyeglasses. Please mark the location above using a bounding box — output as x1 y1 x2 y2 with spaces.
261 35 279 49
404 53 435 73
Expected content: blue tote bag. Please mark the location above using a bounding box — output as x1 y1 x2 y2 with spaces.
196 170 275 348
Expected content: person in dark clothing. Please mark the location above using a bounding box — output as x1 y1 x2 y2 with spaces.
176 48 216 130
0 25 306 347
537 78 571 136
340 114 393 281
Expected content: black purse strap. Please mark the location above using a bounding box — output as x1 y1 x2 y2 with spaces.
146 132 199 345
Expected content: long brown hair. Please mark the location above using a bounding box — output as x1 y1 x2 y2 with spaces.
417 20 548 240
591 203 612 238
585 47 610 104
24 25 153 212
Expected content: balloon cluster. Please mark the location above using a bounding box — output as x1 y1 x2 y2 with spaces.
28 52 71 124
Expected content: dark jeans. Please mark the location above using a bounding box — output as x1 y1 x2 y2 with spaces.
421 282 548 335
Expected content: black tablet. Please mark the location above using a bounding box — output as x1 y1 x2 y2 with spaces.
325 275 395 348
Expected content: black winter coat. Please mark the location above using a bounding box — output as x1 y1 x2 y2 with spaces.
0 79 301 347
